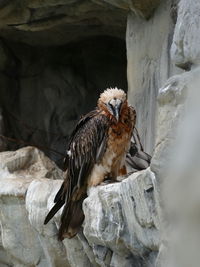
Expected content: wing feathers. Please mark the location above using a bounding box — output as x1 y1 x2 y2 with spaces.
54 182 64 203
44 110 110 231
44 199 65 225
44 108 151 239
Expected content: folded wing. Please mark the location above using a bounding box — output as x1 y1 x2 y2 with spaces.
44 110 110 239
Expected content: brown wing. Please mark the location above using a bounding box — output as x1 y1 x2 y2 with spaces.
66 110 110 190
44 109 111 239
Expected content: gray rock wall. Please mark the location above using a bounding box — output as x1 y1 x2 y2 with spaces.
1 0 200 266
127 0 181 154
0 147 159 267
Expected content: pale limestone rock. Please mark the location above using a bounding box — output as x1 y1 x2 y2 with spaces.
126 0 181 155
0 231 11 267
26 179 70 267
83 168 159 266
171 0 200 69
1 0 200 266
25 159 160 266
26 178 94 267
151 72 188 180
150 71 191 255
0 146 62 181
151 67 200 266
153 68 200 267
0 146 159 266
0 147 63 267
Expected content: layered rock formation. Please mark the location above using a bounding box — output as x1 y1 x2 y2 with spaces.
0 0 159 46
0 147 159 267
1 0 200 266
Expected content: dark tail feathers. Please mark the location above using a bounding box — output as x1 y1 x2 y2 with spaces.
58 194 86 240
44 199 65 225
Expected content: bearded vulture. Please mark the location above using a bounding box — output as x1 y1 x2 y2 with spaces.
44 88 151 240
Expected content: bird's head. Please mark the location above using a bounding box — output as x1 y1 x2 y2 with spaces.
98 87 127 122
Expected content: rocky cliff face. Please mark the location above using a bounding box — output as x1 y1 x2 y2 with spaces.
1 0 200 266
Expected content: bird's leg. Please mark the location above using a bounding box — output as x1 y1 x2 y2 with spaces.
101 174 119 185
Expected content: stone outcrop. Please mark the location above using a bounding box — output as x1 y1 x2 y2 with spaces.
1 0 200 266
83 170 159 266
126 0 181 155
171 0 200 69
0 0 161 46
0 147 63 266
0 146 159 267
154 67 200 267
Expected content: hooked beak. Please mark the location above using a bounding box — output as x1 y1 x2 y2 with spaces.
107 99 122 122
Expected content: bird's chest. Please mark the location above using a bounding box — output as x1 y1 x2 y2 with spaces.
103 109 135 170
107 123 131 158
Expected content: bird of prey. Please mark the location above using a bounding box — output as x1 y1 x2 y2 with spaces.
44 87 151 240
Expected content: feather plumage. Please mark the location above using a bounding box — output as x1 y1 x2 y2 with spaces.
44 88 151 240
44 109 111 239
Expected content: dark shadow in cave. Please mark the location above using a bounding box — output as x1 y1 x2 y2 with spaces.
0 35 127 168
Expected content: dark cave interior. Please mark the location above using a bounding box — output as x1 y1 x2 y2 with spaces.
0 35 127 168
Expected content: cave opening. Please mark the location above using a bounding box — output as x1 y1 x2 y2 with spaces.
0 35 127 168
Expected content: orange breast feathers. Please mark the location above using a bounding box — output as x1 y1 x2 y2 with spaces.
87 103 136 186
107 104 136 169
110 104 136 136
87 105 136 187
98 100 136 159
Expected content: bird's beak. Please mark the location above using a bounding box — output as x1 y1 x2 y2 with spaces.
107 99 122 122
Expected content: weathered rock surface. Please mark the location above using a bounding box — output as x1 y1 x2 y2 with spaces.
1 0 200 266
0 0 161 46
0 1 126 46
0 146 159 267
0 147 62 267
171 0 200 69
126 0 181 155
83 169 159 266
153 68 200 267
151 72 188 180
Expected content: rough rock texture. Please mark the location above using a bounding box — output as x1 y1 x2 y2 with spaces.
1 0 200 266
126 0 181 154
152 69 200 267
0 147 159 267
171 0 200 69
0 1 126 46
0 147 63 267
0 0 161 46
83 170 159 266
